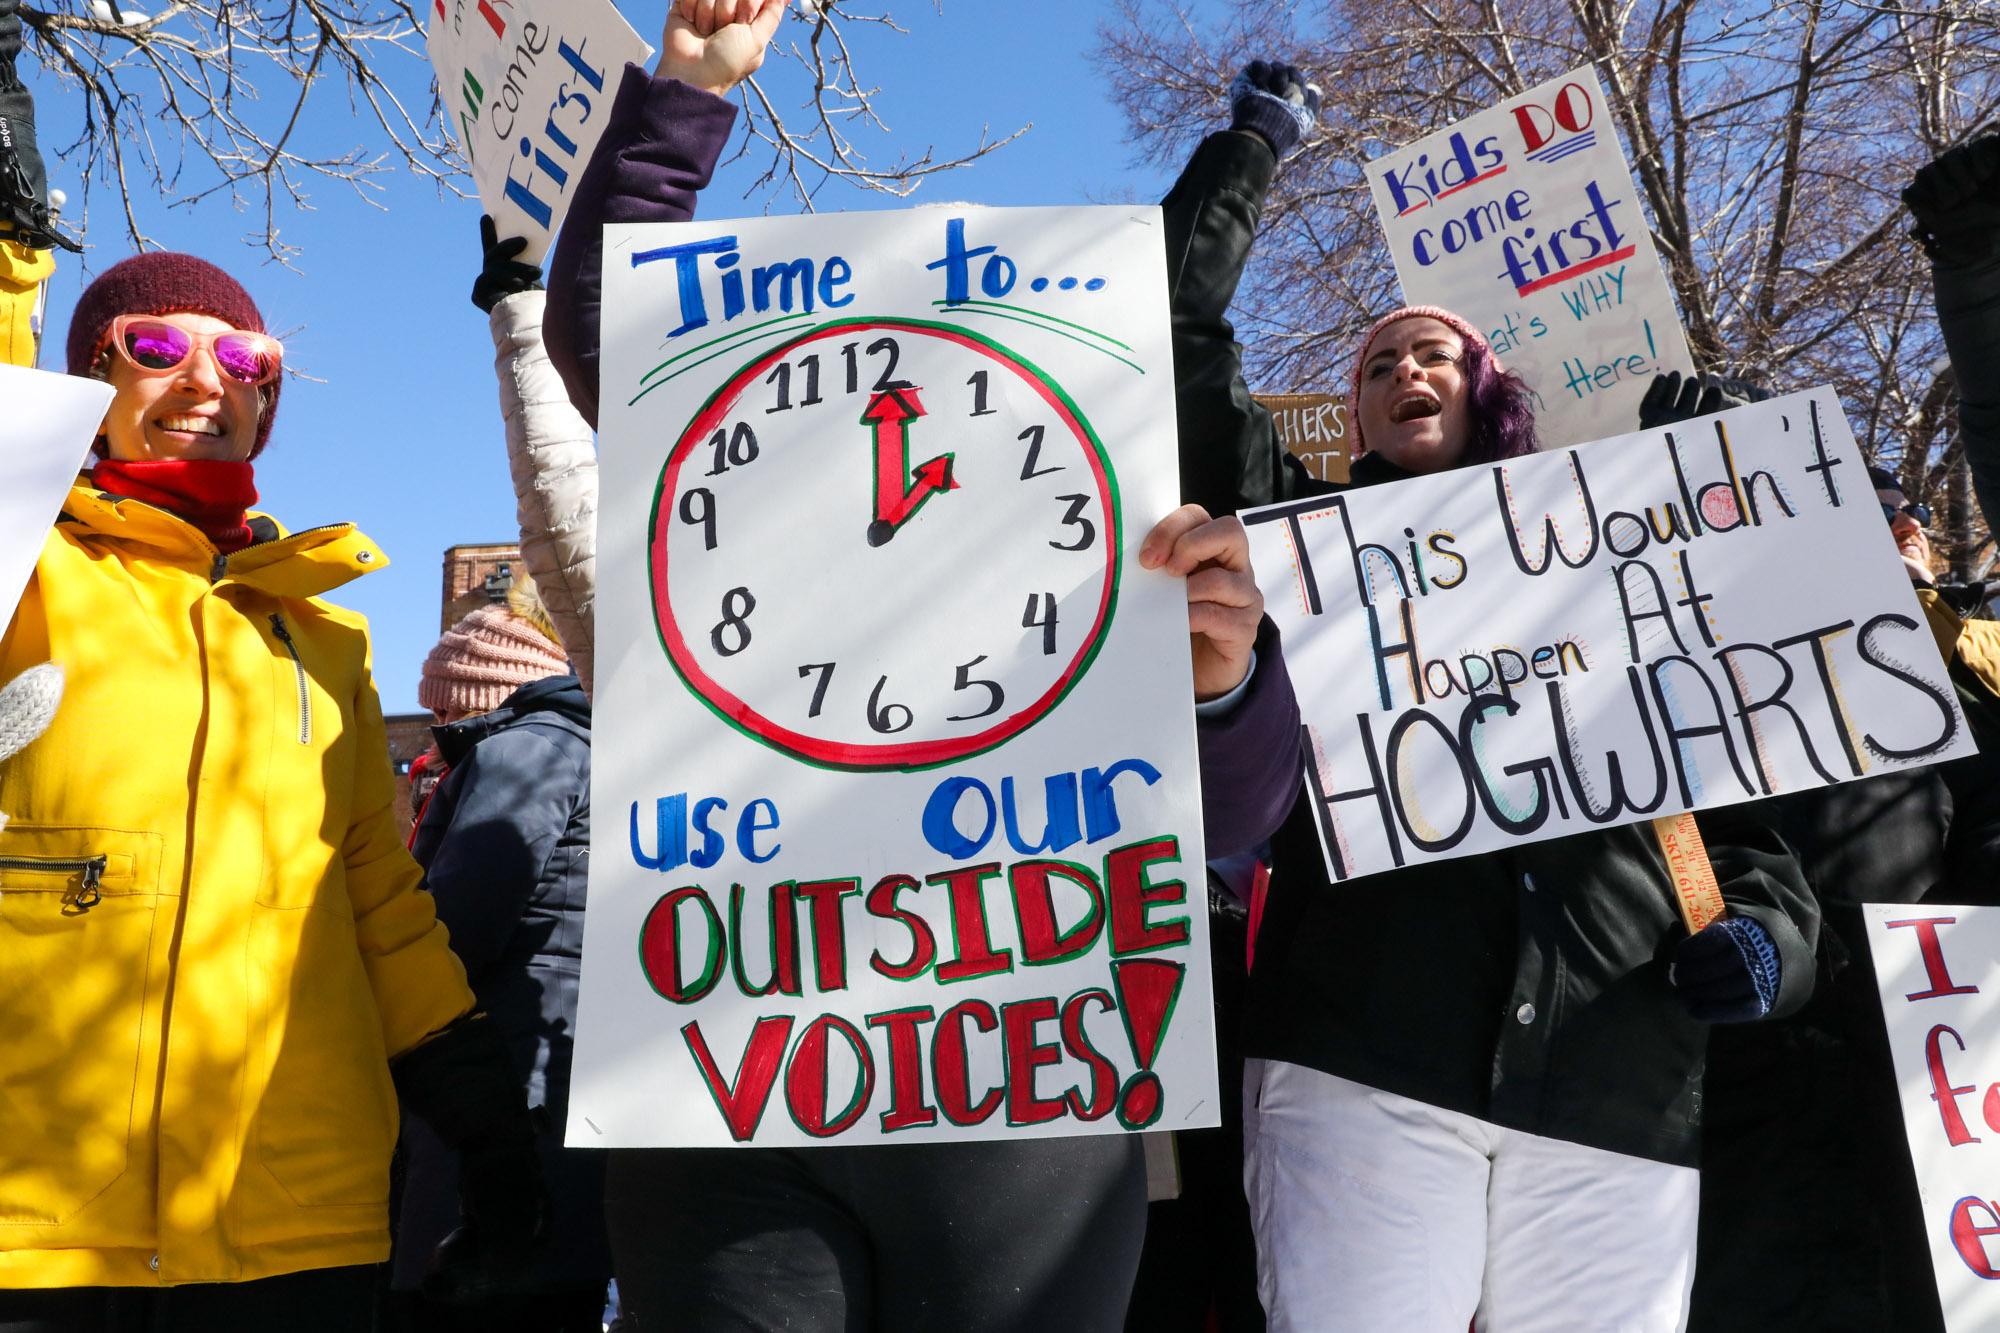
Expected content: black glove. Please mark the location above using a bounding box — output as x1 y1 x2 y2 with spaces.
1670 916 1781 1024
1637 369 1771 430
1229 60 1321 160
0 31 79 254
471 214 544 313
1904 130 2000 269
392 1014 548 1303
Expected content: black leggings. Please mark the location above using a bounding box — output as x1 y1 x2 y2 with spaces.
0 1265 375 1333
604 1136 1147 1332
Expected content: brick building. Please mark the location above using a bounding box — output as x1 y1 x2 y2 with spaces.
382 541 523 837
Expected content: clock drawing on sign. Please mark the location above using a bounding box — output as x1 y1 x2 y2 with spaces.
648 317 1122 771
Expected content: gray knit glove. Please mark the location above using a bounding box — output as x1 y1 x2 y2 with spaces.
0 663 63 832
1230 60 1321 160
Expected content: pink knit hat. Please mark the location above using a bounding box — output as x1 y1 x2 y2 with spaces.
1347 305 1497 458
419 605 569 716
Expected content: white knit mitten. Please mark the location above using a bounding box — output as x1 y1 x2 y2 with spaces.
0 663 63 832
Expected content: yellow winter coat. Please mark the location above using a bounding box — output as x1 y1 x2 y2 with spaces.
0 485 475 1287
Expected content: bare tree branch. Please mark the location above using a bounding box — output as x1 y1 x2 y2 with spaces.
1098 0 1997 564
18 0 1025 257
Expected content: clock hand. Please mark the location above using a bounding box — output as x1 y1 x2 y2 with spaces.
863 386 958 547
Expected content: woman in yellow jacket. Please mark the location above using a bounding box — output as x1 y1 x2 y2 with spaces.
0 254 543 1330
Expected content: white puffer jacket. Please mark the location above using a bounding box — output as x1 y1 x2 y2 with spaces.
490 289 598 697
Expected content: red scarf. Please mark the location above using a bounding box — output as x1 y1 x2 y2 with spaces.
90 459 260 555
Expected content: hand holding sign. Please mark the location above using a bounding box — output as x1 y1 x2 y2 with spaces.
471 214 545 313
1140 506 1263 703
661 0 789 96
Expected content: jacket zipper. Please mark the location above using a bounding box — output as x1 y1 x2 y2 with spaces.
206 523 354 586
0 854 107 911
269 613 312 745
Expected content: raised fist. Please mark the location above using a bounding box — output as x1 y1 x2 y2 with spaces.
661 0 791 98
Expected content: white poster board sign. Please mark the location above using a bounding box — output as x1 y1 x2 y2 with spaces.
424 0 652 262
570 206 1216 1147
1865 904 2000 1331
0 365 113 626
1367 67 1697 449
1242 389 1976 882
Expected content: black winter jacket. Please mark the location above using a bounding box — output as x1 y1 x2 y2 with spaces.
394 674 605 1290
1930 194 2000 532
1690 614 2000 1331
1164 129 1817 1167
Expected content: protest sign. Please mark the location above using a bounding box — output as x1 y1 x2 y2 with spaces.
1865 904 2000 1331
1366 67 1697 449
424 0 651 263
1255 392 1350 485
569 206 1215 1147
1242 388 1976 882
0 365 112 626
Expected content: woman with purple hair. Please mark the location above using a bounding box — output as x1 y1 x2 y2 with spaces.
1166 72 1816 1332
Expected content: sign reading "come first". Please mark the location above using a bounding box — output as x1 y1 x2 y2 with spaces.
424 0 652 264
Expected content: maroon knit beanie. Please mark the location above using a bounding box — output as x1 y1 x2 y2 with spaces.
66 252 280 458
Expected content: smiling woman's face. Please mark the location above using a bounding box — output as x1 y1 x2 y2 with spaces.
1356 316 1473 475
98 312 262 464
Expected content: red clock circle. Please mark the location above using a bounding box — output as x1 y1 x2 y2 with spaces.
649 317 1121 771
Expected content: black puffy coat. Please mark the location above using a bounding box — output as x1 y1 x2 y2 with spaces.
393 674 604 1291
1162 128 1817 1168
1689 620 2000 1332
1929 189 2000 532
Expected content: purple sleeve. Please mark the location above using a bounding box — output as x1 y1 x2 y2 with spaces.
1198 618 1304 859
544 63 741 430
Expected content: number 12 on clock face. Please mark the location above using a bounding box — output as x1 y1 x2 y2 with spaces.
649 318 1123 771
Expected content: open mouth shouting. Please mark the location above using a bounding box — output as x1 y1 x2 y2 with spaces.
1389 391 1442 425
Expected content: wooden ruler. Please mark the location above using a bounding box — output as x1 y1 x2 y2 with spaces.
1651 812 1725 933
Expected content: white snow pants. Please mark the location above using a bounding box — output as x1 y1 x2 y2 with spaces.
1243 1059 1699 1333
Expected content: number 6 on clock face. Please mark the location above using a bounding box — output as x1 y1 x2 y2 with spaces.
648 319 1123 771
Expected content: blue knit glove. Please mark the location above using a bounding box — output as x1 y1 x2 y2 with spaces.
1229 60 1321 160
1670 916 1781 1023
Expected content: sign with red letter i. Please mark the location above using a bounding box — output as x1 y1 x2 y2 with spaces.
1868 905 2000 1331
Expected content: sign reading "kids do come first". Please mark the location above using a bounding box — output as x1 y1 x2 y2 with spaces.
1367 66 1698 450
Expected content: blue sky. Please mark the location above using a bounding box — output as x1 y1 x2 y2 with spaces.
26 1 1233 712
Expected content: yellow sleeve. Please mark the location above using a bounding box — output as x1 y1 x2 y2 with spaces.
1957 617 2000 703
1916 586 1964 661
0 241 54 370
342 642 477 1059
